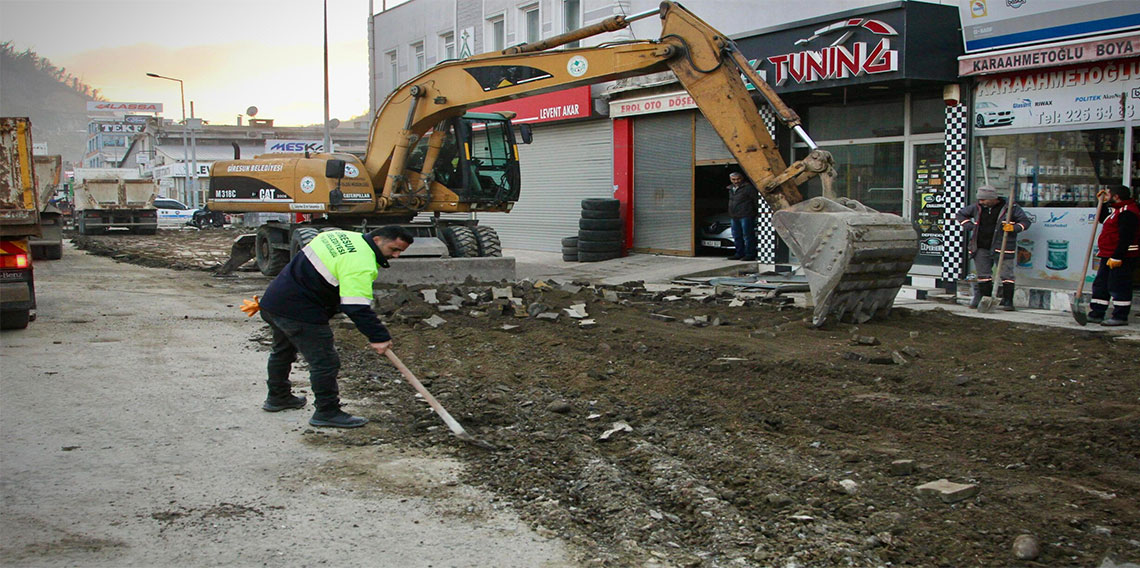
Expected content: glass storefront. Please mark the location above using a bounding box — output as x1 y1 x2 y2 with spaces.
972 128 1125 208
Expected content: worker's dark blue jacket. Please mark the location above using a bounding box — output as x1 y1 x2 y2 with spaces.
260 230 391 342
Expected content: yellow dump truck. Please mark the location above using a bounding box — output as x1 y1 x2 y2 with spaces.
0 117 42 329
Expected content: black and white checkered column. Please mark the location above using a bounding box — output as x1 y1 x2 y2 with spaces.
942 103 969 282
757 106 778 263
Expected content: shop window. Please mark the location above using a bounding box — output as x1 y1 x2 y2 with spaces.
973 129 1125 208
798 142 905 216
1131 125 1139 189
808 99 903 140
910 95 945 135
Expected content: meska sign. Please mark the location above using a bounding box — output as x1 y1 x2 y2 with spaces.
766 18 899 86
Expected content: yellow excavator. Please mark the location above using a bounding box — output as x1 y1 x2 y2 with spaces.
209 1 917 326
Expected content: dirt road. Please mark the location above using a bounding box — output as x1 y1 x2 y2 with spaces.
17 232 1140 567
0 244 573 567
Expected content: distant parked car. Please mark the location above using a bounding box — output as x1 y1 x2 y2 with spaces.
975 101 1013 128
155 198 194 228
189 205 228 228
698 212 734 252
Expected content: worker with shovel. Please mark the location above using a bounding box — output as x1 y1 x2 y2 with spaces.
244 226 414 428
956 184 1031 311
1088 185 1139 326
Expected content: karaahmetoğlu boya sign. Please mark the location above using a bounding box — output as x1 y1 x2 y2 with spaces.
972 59 1140 130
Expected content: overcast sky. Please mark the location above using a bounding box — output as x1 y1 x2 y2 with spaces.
0 0 406 126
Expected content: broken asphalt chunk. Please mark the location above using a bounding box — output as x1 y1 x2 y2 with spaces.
915 479 979 503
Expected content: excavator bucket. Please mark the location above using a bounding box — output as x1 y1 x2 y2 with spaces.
772 197 918 327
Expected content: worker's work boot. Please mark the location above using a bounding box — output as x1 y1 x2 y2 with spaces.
1101 318 1128 327
999 283 1016 311
262 394 307 412
309 409 369 429
1087 312 1105 324
969 281 992 309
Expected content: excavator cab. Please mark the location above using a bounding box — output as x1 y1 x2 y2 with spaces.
407 113 522 207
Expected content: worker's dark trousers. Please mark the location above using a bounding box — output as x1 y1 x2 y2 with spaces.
731 216 757 260
261 311 341 413
1089 257 1137 321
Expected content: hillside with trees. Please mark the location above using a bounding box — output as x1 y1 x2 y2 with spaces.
0 42 99 163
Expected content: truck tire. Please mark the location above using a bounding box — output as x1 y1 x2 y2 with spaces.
580 208 620 220
290 227 319 258
562 253 579 262
441 226 479 257
578 229 622 242
0 309 31 330
577 240 622 253
474 225 502 257
255 225 290 276
560 236 578 248
581 198 620 212
579 218 622 231
578 250 621 263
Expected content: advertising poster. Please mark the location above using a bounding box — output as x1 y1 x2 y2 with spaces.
914 155 946 259
972 60 1140 131
1014 207 1101 283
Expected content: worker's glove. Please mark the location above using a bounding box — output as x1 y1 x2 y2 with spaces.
240 295 261 317
1107 258 1123 269
1002 222 1016 232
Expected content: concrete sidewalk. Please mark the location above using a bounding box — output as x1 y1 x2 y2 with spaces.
506 249 1140 341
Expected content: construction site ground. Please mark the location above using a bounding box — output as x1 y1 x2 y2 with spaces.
12 227 1140 567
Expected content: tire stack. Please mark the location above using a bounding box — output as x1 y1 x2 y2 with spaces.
561 236 579 262
577 198 623 263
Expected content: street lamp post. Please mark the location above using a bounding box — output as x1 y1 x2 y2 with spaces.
145 72 194 204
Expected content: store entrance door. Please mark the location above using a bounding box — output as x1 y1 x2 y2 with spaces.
911 142 947 267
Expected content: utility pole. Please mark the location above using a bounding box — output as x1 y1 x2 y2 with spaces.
322 0 332 154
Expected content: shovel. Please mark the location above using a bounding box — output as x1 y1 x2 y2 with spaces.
1071 196 1106 325
384 350 496 451
977 184 1017 314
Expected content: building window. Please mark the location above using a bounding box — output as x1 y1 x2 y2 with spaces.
387 50 398 91
522 4 540 44
488 16 505 52
412 41 425 74
563 0 580 48
440 32 455 61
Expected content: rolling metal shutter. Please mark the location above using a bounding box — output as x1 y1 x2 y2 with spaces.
633 112 692 254
477 119 613 252
694 115 733 162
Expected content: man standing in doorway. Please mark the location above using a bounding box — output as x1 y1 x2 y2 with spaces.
727 171 759 261
1089 185 1139 326
257 226 414 428
956 184 1031 310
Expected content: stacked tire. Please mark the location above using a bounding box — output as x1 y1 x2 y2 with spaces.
561 236 579 262
577 198 623 263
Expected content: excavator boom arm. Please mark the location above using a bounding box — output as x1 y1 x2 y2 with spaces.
364 1 822 212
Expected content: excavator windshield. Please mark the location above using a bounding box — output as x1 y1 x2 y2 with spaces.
459 115 520 203
406 114 521 205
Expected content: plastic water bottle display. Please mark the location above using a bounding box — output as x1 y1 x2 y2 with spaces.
1046 240 1069 271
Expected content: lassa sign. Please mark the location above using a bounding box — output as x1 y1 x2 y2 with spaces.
766 18 899 86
